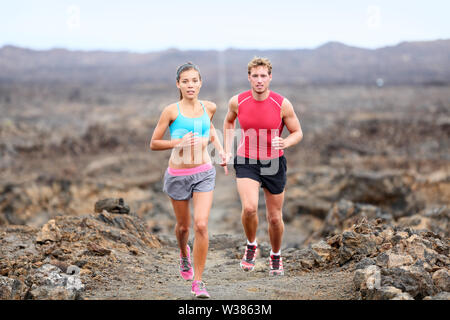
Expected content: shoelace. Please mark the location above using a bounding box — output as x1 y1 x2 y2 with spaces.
271 256 281 269
245 245 257 261
181 257 191 271
193 281 207 291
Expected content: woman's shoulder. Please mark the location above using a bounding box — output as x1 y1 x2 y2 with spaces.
160 103 179 119
164 102 179 112
201 100 217 112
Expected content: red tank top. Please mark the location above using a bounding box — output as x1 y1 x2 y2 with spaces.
237 90 285 160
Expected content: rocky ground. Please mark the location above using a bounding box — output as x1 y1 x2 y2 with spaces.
1 199 448 300
0 84 449 300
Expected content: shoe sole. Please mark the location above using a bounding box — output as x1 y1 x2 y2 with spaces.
191 291 210 299
240 261 255 272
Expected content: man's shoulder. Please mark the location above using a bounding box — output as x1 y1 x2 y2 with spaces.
237 90 252 104
269 91 285 106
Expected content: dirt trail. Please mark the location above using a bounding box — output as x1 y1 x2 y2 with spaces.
82 168 357 300
83 233 357 300
78 170 356 300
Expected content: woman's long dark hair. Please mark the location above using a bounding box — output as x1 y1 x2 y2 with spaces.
176 62 201 100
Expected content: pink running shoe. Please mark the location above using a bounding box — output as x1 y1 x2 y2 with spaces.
269 254 284 276
179 245 194 280
240 244 258 272
191 280 210 299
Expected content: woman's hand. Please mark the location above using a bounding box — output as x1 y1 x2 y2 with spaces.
175 132 201 148
219 151 233 175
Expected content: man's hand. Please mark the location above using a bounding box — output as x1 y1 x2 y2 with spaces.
272 136 287 150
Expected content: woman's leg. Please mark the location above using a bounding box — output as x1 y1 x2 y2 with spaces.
191 190 214 281
170 197 191 257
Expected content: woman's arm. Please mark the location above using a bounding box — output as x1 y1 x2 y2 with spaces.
205 101 228 173
210 122 225 154
206 102 225 154
150 106 181 150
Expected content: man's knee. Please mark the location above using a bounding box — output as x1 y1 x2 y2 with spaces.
242 204 258 218
267 210 283 226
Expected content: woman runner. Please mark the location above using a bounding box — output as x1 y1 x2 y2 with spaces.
150 62 227 298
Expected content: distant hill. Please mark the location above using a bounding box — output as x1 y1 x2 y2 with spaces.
0 39 449 86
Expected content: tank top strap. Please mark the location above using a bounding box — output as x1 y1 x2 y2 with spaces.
199 101 206 112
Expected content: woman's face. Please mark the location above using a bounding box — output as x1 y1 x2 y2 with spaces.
177 69 202 99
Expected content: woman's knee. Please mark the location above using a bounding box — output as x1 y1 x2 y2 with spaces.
194 220 208 236
176 223 190 234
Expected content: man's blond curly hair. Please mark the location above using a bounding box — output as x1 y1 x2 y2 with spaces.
247 57 272 75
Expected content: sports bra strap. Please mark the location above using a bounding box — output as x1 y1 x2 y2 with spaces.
199 101 206 112
177 101 205 113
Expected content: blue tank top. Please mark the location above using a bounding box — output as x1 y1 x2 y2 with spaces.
169 101 211 139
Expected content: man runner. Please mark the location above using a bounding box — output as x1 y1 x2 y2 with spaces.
223 57 303 276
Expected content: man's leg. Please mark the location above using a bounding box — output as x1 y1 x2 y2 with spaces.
236 178 260 243
263 189 285 254
263 188 285 276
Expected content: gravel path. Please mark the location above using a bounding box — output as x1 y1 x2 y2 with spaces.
83 234 358 300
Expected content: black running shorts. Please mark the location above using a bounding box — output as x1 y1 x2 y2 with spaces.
233 155 287 194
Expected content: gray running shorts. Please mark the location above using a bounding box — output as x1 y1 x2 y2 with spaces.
163 166 216 201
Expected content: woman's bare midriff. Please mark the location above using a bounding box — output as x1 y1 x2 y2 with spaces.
168 138 211 169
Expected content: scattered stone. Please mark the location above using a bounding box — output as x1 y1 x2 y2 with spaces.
94 198 130 214
353 265 381 293
355 257 376 270
67 265 81 276
0 276 25 299
87 242 111 256
432 269 450 292
423 292 450 300
36 219 61 244
26 264 84 300
380 265 436 299
311 240 333 262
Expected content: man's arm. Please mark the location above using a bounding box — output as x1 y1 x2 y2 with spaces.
272 98 303 150
223 95 239 159
205 102 223 153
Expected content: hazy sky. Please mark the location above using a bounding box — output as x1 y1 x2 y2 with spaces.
2 0 449 52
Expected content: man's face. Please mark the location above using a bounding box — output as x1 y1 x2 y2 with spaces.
248 66 272 94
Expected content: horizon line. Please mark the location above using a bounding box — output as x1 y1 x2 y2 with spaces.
1 38 448 54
